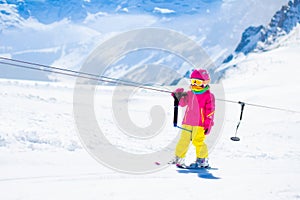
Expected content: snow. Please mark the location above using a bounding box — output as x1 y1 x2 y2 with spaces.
1 25 300 199
153 7 175 14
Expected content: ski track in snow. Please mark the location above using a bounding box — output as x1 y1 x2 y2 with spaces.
1 27 300 199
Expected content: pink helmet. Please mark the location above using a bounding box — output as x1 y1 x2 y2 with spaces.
190 69 210 81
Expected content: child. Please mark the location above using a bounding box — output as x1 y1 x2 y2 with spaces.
172 69 215 168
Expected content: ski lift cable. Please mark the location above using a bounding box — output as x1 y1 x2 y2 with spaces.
0 60 172 94
216 98 300 114
1 56 300 114
0 56 170 93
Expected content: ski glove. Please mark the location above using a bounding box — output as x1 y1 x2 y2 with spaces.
171 88 187 100
171 88 184 96
204 126 211 135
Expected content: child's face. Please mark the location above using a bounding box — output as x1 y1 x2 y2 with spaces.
190 78 209 89
191 85 206 90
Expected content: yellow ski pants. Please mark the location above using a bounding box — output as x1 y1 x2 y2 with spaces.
175 125 208 159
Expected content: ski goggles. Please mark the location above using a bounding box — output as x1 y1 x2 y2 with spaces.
190 78 210 86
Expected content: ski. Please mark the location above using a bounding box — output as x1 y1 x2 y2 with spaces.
176 164 217 170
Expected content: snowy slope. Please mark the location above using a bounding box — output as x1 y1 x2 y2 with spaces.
0 24 300 199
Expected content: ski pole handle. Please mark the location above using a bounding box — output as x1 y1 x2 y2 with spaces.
238 101 245 120
172 92 187 127
173 96 179 127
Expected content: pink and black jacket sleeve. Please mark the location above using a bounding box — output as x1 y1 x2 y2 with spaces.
204 93 215 134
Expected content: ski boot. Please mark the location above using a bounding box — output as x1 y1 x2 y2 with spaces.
189 158 209 169
169 156 187 168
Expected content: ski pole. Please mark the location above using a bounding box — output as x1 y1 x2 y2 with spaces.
231 101 245 141
173 95 179 127
172 92 192 132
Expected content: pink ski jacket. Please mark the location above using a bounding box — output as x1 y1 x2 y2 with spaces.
179 90 215 132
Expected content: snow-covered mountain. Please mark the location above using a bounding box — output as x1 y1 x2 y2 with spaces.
7 0 222 24
0 0 24 30
222 0 300 65
0 0 287 81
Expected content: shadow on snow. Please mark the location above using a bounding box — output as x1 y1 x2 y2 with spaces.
177 167 221 179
